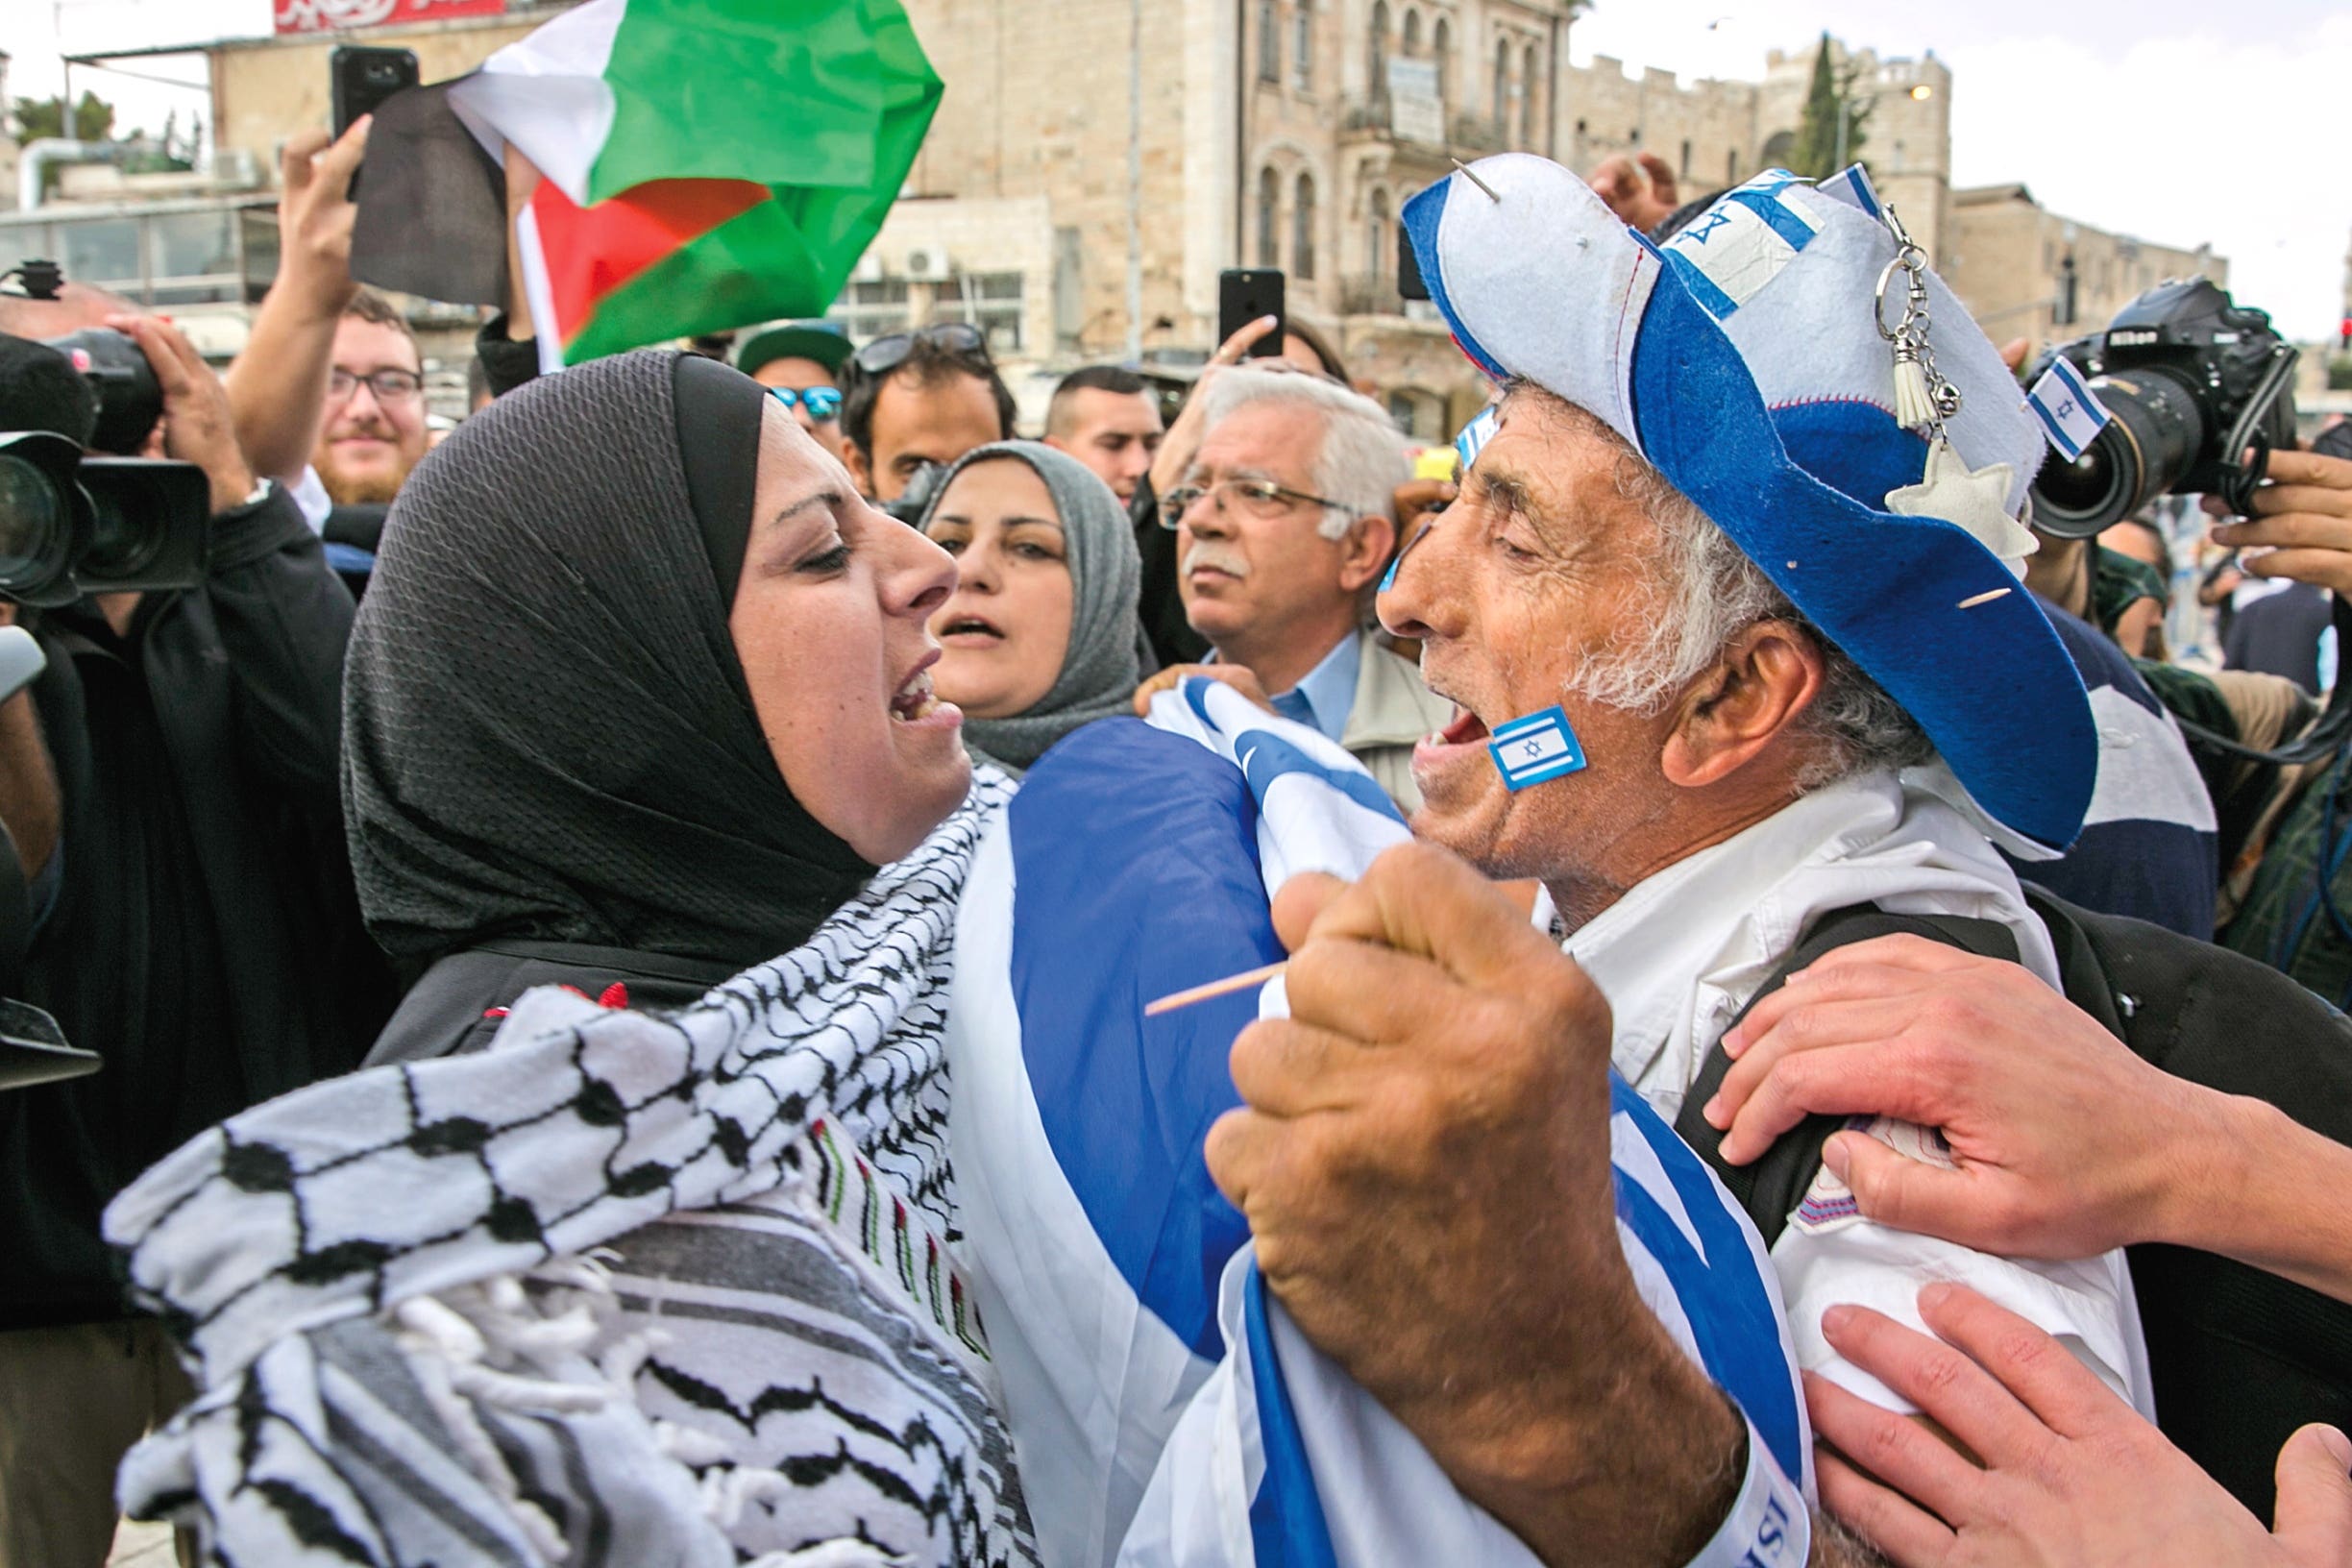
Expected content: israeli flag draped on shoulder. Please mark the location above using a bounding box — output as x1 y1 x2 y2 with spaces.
946 677 1812 1567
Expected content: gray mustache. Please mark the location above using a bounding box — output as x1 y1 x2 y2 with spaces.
1181 542 1251 579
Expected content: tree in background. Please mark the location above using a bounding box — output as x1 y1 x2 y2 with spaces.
1788 33 1870 180
12 89 117 146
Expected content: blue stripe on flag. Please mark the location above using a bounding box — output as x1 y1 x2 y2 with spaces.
2051 356 2095 405
1234 730 1407 825
2026 394 2080 459
1608 1077 1807 1481
1244 1264 1341 1568
1455 405 1499 472
1008 720 1274 1358
1727 186 1818 252
1665 250 1742 321
1834 164 1880 216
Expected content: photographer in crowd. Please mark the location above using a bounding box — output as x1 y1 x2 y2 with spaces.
0 301 391 1565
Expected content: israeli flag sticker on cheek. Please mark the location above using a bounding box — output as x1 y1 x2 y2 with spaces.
1489 705 1587 790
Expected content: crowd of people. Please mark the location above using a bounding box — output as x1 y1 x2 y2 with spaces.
0 112 2350 1568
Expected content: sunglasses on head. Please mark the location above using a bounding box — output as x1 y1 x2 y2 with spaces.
768 385 844 421
848 322 992 379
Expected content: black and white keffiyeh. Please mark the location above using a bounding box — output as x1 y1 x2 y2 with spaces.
104 774 1035 1568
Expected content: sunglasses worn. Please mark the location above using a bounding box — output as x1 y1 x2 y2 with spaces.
849 322 991 378
768 385 844 421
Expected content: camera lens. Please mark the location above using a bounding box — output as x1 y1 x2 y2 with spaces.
78 482 160 581
2030 366 2204 539
0 455 69 594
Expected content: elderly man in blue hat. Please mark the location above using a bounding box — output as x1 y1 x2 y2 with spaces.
1197 155 2149 1567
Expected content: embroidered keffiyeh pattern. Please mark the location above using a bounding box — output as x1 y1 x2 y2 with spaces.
105 775 1036 1568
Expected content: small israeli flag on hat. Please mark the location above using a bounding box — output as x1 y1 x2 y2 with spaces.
1401 154 2099 851
2026 357 2114 462
1489 706 1587 790
1455 404 1500 472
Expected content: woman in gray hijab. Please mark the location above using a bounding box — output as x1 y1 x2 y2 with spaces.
919 440 1145 775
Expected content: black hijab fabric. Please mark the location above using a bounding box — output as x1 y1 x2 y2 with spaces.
343 348 872 971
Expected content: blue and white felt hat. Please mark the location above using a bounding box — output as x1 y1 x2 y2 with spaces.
1402 155 2095 852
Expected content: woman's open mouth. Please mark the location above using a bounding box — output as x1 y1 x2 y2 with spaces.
890 666 959 729
938 615 1005 647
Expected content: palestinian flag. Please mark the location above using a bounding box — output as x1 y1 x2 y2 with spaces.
350 0 941 371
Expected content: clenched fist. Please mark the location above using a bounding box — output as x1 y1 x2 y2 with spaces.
1208 841 1744 1568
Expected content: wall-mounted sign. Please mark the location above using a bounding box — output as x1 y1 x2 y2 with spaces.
275 0 510 37
1386 59 1442 145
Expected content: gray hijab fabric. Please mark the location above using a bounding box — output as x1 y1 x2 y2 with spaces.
920 440 1143 774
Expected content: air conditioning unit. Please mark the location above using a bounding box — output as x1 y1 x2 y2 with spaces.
904 245 953 280
852 250 886 282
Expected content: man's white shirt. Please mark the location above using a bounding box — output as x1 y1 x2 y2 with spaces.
1566 772 2156 1416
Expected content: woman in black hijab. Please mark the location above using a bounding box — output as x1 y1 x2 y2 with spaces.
344 348 971 1058
107 348 1033 1565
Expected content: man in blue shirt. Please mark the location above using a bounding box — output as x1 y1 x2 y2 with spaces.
1147 365 1450 809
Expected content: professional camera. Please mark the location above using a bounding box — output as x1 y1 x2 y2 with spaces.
3 259 165 457
0 313 209 607
39 328 163 456
0 432 208 608
2027 278 2298 539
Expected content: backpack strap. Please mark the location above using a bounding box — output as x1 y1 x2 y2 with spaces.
1672 905 2017 1247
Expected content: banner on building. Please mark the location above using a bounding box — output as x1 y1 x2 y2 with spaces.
1386 58 1442 145
275 0 509 37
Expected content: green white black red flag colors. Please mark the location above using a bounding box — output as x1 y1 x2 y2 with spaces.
349 0 942 370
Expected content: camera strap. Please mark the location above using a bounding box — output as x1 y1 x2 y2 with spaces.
2172 593 2352 768
2212 346 2302 519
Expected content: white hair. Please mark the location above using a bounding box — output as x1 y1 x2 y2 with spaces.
1518 387 1934 791
1197 364 1411 540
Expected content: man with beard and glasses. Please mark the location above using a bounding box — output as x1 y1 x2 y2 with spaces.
303 288 429 507
226 125 428 533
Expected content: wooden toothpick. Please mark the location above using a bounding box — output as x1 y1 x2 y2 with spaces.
1143 961 1288 1017
1451 159 1502 203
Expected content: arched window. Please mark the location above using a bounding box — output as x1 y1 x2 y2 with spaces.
1257 0 1281 83
1520 42 1538 147
1401 8 1420 58
1293 3 1312 88
1293 173 1317 280
1257 167 1280 268
1368 186 1392 278
1432 16 1451 114
1369 0 1389 107
1492 39 1510 138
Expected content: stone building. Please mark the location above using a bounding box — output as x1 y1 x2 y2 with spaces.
40 6 2004 436
1942 184 2227 354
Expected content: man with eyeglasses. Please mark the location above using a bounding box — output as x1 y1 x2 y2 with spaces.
737 322 852 459
837 323 1018 506
1139 363 1450 811
306 289 429 509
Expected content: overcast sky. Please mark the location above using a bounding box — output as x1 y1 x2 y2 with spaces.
8 0 2348 338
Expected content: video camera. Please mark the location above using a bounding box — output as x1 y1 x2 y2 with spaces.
2027 278 2298 539
0 260 210 607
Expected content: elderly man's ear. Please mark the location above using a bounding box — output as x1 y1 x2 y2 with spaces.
1336 514 1400 594
1658 621 1828 790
